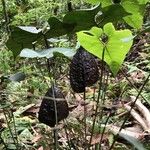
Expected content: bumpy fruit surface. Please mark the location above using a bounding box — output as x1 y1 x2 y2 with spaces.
38 86 69 127
70 47 99 93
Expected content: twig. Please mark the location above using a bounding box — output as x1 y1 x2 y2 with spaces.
130 96 150 128
124 104 148 130
109 74 150 150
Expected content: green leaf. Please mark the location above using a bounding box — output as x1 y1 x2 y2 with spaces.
86 0 147 29
9 26 42 44
6 26 42 57
63 5 101 32
85 0 112 7
46 5 101 38
20 47 76 58
77 23 133 76
46 17 74 38
122 0 146 29
6 38 23 58
137 0 149 4
98 4 131 27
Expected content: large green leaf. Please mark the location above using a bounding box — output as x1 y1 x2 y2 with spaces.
46 5 101 37
99 4 131 27
46 17 74 38
63 5 101 32
122 0 146 29
6 26 42 57
77 23 133 76
86 0 147 29
86 0 148 6
20 47 76 58
6 38 24 57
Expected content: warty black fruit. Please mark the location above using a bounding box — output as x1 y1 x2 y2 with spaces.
38 86 69 127
70 47 99 93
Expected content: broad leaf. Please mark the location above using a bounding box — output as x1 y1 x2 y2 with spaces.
122 0 146 29
6 26 42 57
46 5 101 38
98 4 131 27
63 5 101 32
77 23 133 76
6 38 24 57
20 48 76 58
86 0 147 29
8 26 42 44
46 17 74 38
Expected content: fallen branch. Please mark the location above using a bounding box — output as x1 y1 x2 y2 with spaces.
124 104 148 130
130 96 150 128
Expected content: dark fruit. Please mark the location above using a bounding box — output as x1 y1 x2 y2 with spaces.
38 86 69 127
70 47 99 93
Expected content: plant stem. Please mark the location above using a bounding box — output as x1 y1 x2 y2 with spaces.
11 110 19 149
121 70 148 102
88 47 106 148
3 110 18 149
43 33 59 150
63 121 72 150
83 91 87 146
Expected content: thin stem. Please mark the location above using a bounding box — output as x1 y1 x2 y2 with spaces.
99 112 112 147
43 33 59 149
3 110 18 149
11 110 19 149
63 121 72 150
89 47 106 148
83 91 87 147
121 70 148 102
52 83 59 150
64 120 78 150
109 74 150 150
99 72 109 148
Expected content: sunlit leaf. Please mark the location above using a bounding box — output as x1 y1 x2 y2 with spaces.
122 0 145 29
77 23 133 76
98 4 131 27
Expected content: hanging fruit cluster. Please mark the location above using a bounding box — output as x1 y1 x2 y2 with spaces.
38 86 69 127
70 47 99 93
